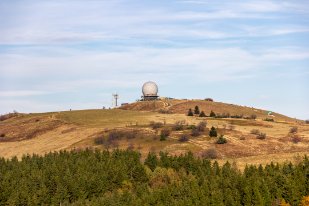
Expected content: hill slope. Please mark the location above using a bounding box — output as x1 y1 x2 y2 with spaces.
0 100 308 169
121 99 297 122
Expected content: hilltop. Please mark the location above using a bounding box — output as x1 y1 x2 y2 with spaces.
0 99 308 169
121 99 297 122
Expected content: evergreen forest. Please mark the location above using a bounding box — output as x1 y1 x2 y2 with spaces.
0 149 308 206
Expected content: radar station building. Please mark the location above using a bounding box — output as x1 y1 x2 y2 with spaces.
142 81 159 101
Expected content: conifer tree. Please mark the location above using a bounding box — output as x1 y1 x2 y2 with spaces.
187 109 193 116
199 111 206 117
210 110 216 117
194 105 200 115
209 126 218 137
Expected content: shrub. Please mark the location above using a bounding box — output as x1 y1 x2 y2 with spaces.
160 128 170 138
250 129 260 135
160 135 166 141
187 125 196 130
199 111 206 117
150 121 163 129
209 110 216 117
108 130 124 142
94 136 105 145
215 113 230 118
264 118 274 122
205 98 213 102
230 114 243 119
191 128 200 137
172 121 185 131
216 135 227 144
291 135 301 143
126 130 138 139
209 126 217 137
178 135 189 142
257 133 266 140
306 120 309 124
201 148 217 159
187 109 194 116
250 114 257 120
194 106 200 115
197 121 207 132
289 126 298 134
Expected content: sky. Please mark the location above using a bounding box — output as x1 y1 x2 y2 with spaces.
0 0 308 119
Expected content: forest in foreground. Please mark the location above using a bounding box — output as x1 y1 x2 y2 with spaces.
0 149 308 206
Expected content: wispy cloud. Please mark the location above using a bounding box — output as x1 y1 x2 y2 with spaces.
0 0 308 118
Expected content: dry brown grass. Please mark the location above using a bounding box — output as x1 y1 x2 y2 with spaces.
0 101 308 170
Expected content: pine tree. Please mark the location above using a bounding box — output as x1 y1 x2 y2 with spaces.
199 111 206 117
209 126 218 137
187 109 194 116
194 106 200 115
210 110 216 117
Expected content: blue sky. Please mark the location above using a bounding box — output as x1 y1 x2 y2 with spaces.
0 0 308 119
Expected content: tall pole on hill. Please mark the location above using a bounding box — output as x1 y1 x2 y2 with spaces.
112 93 119 107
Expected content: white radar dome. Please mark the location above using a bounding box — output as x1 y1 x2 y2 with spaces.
142 81 158 96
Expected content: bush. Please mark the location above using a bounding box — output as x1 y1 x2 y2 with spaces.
194 106 200 115
199 111 206 117
250 129 260 135
160 128 170 138
94 136 105 145
172 121 185 131
216 135 227 144
160 135 166 141
191 128 200 137
201 148 217 159
197 121 207 132
187 109 194 116
126 130 138 139
264 118 274 122
289 127 298 134
108 130 124 142
291 135 301 143
256 133 266 140
209 110 216 117
150 121 163 129
178 135 189 142
209 126 217 137
230 114 243 119
250 114 257 120
187 125 196 130
205 98 213 102
216 113 230 118
306 120 309 124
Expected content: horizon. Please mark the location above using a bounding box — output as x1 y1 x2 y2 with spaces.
0 0 308 120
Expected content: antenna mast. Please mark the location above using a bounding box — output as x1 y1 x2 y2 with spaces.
112 93 119 107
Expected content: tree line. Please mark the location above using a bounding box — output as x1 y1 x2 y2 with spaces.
0 150 308 205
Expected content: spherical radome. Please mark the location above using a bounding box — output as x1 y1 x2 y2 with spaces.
142 81 158 96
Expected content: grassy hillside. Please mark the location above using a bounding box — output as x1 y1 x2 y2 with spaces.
121 99 298 122
0 100 308 169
